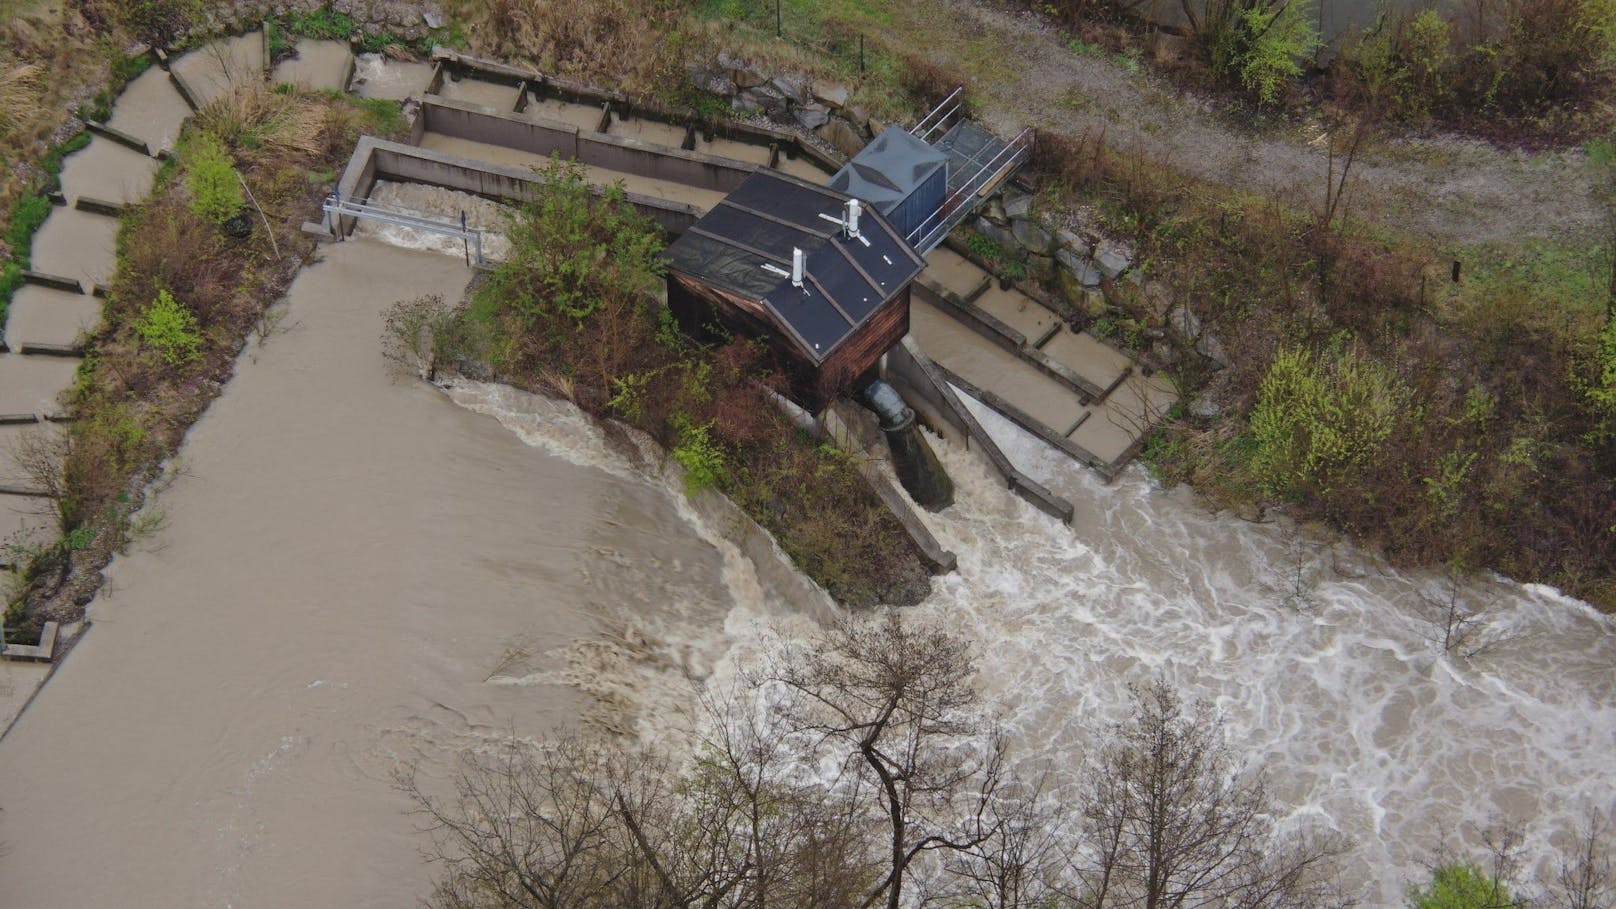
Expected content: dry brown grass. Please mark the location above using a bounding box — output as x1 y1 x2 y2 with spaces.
446 0 706 99
0 62 45 139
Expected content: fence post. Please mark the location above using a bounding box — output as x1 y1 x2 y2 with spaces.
776 0 781 37
859 35 865 74
461 211 471 267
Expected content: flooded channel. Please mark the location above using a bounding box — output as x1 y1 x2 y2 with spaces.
270 39 352 92
354 180 514 261
0 240 746 907
104 63 192 153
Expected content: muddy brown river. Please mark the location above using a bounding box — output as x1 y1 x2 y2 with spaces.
0 240 743 907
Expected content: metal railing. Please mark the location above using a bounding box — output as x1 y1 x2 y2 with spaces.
910 87 965 143
322 192 487 265
906 127 1033 254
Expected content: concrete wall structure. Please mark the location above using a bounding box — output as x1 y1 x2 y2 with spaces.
331 136 706 237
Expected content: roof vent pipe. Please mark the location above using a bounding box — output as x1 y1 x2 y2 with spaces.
791 247 805 288
846 199 861 239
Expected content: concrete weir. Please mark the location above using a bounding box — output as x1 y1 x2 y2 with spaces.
104 63 192 153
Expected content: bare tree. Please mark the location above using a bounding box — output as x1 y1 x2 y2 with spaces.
1550 808 1615 909
397 737 641 909
766 612 1011 909
1067 679 1350 909
938 760 1070 909
1420 567 1517 660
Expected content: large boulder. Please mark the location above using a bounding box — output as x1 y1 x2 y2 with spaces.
1094 239 1132 280
1002 190 1033 220
816 117 866 157
812 80 850 108
771 73 811 103
1011 218 1054 255
793 103 831 131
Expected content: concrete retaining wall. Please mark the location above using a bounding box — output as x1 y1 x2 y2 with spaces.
420 97 580 158
885 338 1074 523
419 97 759 196
332 136 704 238
432 49 841 176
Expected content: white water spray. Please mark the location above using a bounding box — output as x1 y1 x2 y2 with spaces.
451 376 1616 906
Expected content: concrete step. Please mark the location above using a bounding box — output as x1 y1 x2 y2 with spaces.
4 285 101 351
105 64 192 154
271 39 355 93
1036 327 1133 399
57 137 158 208
0 494 54 567
0 354 79 419
29 207 118 291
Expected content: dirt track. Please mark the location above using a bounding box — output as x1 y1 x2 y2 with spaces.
890 0 1605 247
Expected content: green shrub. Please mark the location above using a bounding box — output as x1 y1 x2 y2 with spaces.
180 133 244 225
1589 313 1616 415
670 414 727 494
482 158 664 325
134 289 203 365
110 53 155 87
1250 343 1409 499
116 0 203 47
285 8 358 40
1197 0 1320 103
1406 863 1517 909
6 193 51 263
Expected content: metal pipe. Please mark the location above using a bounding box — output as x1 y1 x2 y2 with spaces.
861 379 913 432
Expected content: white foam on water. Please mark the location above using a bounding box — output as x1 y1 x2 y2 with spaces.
442 379 822 743
453 375 1616 904
353 180 513 262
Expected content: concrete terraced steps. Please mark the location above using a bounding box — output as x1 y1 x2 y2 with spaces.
0 32 354 577
910 246 1177 479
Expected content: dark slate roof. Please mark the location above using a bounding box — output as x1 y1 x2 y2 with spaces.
665 169 926 364
827 127 948 209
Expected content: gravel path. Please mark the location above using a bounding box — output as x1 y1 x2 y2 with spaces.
889 0 1605 247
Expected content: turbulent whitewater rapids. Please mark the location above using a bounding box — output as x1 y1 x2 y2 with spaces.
447 372 1616 907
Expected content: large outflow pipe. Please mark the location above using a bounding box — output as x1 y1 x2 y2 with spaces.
861 379 954 511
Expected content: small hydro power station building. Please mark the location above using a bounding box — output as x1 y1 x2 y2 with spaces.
826 127 949 244
663 99 1028 510
664 169 927 413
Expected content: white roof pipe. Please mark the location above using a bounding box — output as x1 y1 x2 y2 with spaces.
791 247 805 288
846 199 861 239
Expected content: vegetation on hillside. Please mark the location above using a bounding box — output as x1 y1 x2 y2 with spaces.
384 157 929 607
1017 126 1616 606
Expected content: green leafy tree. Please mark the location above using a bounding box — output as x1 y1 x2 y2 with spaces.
181 133 244 226
135 289 203 365
1192 0 1320 103
486 158 664 324
1407 863 1519 909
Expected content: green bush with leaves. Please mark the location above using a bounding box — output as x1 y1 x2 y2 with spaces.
180 133 244 225
670 414 726 494
483 158 664 324
1195 0 1319 103
135 289 203 365
1250 343 1409 499
1406 863 1517 909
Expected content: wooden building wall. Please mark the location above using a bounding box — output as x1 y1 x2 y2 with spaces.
667 274 911 413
